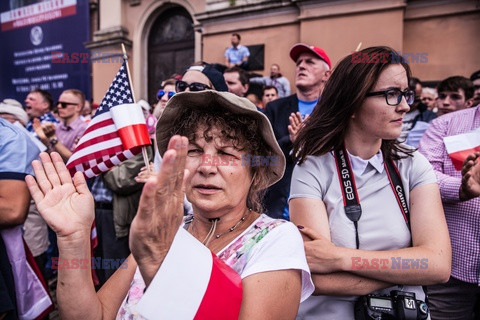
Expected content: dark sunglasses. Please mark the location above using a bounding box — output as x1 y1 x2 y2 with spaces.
366 88 415 106
175 80 211 92
57 101 78 108
157 90 175 100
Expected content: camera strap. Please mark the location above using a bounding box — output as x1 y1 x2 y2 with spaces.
334 146 410 249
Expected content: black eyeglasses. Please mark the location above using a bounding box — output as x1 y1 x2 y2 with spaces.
366 88 415 106
57 101 78 108
157 90 175 100
175 80 211 92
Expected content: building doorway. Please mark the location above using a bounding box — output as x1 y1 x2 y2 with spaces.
148 6 194 103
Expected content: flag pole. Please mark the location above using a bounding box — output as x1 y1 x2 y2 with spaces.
121 43 151 174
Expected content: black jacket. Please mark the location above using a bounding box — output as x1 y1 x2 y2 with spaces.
263 94 299 219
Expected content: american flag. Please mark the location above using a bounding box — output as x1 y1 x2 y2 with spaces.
66 61 151 178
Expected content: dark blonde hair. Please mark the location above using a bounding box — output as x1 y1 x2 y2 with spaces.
294 46 413 164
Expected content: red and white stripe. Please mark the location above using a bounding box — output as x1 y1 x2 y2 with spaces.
66 103 150 178
135 228 242 319
444 127 480 170
1 0 77 31
1 226 53 320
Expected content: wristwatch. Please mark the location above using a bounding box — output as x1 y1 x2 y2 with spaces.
49 137 59 146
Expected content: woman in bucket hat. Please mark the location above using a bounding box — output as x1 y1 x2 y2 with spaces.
26 90 314 319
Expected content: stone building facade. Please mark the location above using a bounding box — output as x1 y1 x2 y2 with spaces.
86 0 480 104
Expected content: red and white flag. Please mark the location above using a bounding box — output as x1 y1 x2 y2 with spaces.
444 127 480 170
1 226 54 320
66 60 151 178
135 228 242 319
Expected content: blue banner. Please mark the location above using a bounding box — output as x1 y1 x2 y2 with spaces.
0 0 90 103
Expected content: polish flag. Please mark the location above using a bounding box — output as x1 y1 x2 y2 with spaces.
66 61 151 179
444 127 480 170
135 228 242 319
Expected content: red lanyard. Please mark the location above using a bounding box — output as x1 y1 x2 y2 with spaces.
334 146 410 249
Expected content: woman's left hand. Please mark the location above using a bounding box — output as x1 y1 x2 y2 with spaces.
299 226 345 274
129 135 189 287
134 162 155 183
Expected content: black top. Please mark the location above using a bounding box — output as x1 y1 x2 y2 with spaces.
263 94 299 219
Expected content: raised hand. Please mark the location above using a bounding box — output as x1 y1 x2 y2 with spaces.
42 122 56 138
129 135 189 287
288 112 307 143
25 152 94 238
460 152 480 201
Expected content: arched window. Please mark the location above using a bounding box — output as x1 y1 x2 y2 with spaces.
148 6 194 103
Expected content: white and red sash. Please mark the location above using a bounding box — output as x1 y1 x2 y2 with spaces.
135 228 242 319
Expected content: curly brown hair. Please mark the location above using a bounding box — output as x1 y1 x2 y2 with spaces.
167 106 274 212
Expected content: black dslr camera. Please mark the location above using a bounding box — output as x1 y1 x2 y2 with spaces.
354 290 429 320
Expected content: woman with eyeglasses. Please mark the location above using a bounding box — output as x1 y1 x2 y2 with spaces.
289 46 451 319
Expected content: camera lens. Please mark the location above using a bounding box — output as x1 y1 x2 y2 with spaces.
419 302 429 314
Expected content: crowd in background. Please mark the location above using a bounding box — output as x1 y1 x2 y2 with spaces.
1 31 480 320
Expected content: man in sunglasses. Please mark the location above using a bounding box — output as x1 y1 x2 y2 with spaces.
34 89 87 162
153 78 176 119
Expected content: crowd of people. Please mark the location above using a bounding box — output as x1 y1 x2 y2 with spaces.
1 32 480 320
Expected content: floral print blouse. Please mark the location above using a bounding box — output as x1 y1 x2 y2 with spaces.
117 214 285 319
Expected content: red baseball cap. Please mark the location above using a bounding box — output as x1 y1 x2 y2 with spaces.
289 43 331 69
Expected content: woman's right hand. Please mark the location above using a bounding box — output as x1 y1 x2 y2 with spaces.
25 152 94 238
129 135 189 287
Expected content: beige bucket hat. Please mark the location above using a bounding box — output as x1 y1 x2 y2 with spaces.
156 90 285 187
